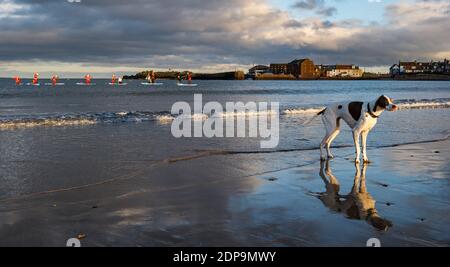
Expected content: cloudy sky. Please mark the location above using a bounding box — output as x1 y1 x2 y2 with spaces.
0 0 449 77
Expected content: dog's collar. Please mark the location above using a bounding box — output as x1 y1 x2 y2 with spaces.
367 103 379 119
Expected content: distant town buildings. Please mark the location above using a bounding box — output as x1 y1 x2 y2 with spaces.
287 59 317 79
248 65 270 76
317 64 364 78
269 63 288 75
249 58 450 79
390 59 450 76
263 58 317 79
267 59 316 78
249 58 364 79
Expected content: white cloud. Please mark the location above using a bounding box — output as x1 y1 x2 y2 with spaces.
0 0 29 18
0 0 449 76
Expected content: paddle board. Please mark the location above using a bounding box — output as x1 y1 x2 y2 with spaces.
44 83 65 86
177 83 198 87
76 82 96 86
141 82 164 86
108 83 128 86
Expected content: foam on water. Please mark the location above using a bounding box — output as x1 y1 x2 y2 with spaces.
156 115 175 124
0 118 96 129
216 110 279 118
1 98 448 130
396 98 450 110
283 107 325 115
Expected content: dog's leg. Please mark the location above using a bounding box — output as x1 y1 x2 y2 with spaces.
320 113 338 161
352 130 361 163
326 129 340 159
361 131 370 163
320 134 330 161
320 116 329 161
321 132 335 160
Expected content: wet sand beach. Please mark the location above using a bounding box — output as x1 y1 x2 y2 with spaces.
0 138 448 247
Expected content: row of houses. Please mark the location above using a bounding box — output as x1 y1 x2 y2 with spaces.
248 58 364 79
390 60 450 76
316 64 364 78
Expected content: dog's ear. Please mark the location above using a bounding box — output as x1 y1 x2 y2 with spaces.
375 95 389 110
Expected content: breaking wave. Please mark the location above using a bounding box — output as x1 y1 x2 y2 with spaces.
396 98 450 110
0 111 170 130
282 107 325 115
216 110 278 118
1 98 448 130
0 118 96 129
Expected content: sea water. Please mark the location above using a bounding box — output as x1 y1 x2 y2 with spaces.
0 79 449 198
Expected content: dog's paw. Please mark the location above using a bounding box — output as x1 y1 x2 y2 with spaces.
363 158 371 164
327 155 334 159
355 158 361 164
320 156 327 161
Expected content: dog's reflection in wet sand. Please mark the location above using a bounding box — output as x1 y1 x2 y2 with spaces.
316 160 392 231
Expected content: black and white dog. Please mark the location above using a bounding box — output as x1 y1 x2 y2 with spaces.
318 95 398 163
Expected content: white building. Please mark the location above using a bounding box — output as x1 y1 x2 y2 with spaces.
326 65 364 78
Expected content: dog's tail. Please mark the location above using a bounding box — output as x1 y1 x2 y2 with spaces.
317 108 327 116
301 108 326 126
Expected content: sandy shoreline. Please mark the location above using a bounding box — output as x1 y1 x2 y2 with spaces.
0 139 449 247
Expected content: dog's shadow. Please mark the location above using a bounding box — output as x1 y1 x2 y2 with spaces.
316 160 393 231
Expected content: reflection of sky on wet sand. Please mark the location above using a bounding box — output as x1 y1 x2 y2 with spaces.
0 148 267 246
380 145 450 179
0 140 449 246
